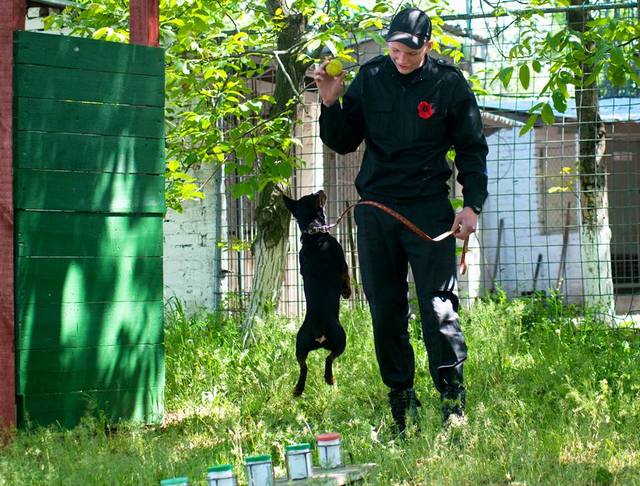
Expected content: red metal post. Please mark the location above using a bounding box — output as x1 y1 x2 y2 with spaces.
0 0 25 434
129 0 159 47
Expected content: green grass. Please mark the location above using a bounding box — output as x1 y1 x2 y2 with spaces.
2 293 640 485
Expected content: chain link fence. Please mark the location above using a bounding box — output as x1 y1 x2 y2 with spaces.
204 1 640 320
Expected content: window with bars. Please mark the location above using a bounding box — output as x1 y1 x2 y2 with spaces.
536 124 579 235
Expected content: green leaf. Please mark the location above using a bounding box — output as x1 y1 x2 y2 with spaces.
552 91 567 113
519 64 530 90
519 114 538 136
276 162 293 178
528 102 545 114
369 31 387 48
180 182 205 201
167 160 180 172
441 35 462 48
541 103 555 125
609 67 627 88
231 181 253 198
93 26 112 40
236 142 256 166
496 66 514 89
548 31 565 50
324 40 338 56
586 18 608 28
42 15 57 30
548 186 570 194
340 0 360 10
372 2 389 13
306 38 321 52
610 47 625 66
532 60 541 73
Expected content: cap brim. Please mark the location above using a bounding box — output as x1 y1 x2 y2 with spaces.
385 31 424 50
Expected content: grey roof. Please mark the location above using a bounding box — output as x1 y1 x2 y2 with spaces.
478 96 640 123
28 0 78 7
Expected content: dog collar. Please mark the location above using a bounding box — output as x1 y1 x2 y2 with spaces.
303 225 331 235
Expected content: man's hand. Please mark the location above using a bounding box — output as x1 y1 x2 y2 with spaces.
451 207 478 240
314 60 347 107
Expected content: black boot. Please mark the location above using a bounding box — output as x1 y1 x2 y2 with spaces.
441 387 466 427
388 388 421 436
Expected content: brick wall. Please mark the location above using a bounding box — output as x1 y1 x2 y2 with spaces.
163 165 225 312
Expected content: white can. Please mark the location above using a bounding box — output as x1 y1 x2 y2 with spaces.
206 464 236 486
285 443 313 480
160 477 189 486
245 454 274 486
316 432 342 469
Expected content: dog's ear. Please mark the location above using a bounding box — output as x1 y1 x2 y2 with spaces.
316 190 327 209
282 194 297 214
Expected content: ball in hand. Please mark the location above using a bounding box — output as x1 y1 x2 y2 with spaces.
325 59 344 77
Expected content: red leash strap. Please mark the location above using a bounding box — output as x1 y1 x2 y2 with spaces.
332 200 469 275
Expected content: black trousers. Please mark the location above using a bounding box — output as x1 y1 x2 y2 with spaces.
354 198 467 394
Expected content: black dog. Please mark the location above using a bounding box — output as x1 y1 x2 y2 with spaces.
283 190 351 396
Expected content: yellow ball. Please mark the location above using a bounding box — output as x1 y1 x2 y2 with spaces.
325 59 344 77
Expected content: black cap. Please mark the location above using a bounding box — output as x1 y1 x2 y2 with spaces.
385 8 432 49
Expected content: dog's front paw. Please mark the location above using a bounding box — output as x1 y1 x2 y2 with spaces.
293 386 304 397
341 273 352 298
324 374 336 386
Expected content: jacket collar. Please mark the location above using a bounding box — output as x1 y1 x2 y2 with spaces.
383 55 439 84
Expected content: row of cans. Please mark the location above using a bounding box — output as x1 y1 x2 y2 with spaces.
161 432 342 485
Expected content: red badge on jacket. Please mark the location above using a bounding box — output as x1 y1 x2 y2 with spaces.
417 101 435 120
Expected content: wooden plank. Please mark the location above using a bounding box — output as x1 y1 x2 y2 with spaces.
16 300 163 350
275 464 378 485
15 170 165 213
15 131 164 174
16 256 163 304
0 0 25 432
17 386 164 428
15 97 164 138
130 0 159 47
16 344 164 394
15 64 164 107
14 31 163 76
17 345 164 394
16 212 163 257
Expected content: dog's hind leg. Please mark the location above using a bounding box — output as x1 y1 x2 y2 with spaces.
324 352 338 386
293 354 308 397
341 263 352 299
324 325 346 386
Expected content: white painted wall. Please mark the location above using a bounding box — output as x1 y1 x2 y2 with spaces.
480 127 584 302
26 8 47 31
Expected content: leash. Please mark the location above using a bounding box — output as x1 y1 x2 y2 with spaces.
313 200 469 275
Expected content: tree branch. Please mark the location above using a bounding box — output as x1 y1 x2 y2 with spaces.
273 50 302 98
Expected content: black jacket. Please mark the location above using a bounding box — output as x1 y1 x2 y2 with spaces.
319 55 488 211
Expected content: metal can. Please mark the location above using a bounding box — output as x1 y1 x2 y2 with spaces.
206 464 236 486
245 454 274 486
285 443 313 480
316 432 342 469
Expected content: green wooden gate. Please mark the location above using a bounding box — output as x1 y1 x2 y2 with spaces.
14 31 165 427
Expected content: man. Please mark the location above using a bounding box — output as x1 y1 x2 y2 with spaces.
314 7 488 433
